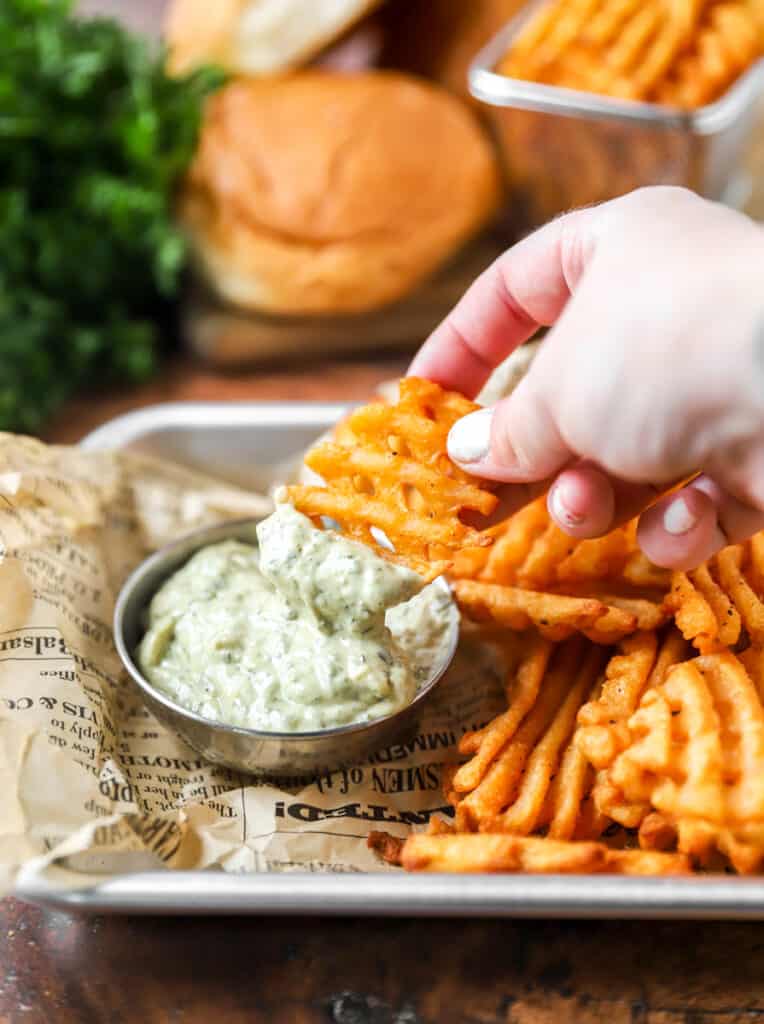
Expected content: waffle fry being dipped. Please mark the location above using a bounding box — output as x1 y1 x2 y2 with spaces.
291 378 671 644
287 378 498 577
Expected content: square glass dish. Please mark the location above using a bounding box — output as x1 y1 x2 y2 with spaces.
470 3 764 231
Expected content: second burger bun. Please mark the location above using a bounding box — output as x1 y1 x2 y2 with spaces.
165 0 381 76
179 73 501 316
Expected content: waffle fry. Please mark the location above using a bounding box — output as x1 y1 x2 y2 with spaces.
584 0 643 47
469 505 669 594
576 629 689 827
454 578 667 644
453 579 613 642
607 2 662 77
387 833 691 874
591 651 764 872
448 638 608 841
490 645 605 835
671 2 760 107
296 377 764 878
498 0 763 109
454 501 669 642
287 378 498 572
668 541 764 652
716 544 764 641
454 632 553 782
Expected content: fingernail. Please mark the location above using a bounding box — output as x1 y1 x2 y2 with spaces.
663 496 698 535
549 482 585 529
448 408 493 464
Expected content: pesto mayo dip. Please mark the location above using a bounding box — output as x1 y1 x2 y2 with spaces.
138 503 457 733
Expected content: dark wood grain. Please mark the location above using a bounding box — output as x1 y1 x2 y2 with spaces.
4 896 764 1023
6 354 764 1024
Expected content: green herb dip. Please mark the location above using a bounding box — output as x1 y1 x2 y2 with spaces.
138 503 457 732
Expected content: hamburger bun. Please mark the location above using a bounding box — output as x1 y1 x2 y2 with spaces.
165 0 381 76
178 72 501 316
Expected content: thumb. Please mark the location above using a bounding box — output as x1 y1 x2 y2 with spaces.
448 373 572 484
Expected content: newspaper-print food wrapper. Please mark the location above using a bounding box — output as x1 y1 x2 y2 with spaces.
1 433 507 894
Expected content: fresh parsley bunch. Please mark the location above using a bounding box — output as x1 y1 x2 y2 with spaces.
0 0 224 432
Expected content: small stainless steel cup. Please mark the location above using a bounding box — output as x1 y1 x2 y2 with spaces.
113 518 459 778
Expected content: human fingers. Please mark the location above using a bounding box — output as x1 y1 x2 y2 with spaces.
546 463 660 538
408 204 599 396
637 474 764 570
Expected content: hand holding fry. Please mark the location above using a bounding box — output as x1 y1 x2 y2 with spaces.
411 187 764 571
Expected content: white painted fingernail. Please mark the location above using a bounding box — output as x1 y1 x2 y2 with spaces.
448 408 493 464
549 483 584 528
663 497 698 535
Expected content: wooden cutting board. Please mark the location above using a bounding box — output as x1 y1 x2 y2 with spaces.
181 232 509 367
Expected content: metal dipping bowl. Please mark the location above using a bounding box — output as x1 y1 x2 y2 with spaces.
113 518 459 778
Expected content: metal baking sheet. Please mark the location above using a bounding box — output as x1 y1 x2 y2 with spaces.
19 871 764 919
16 400 764 918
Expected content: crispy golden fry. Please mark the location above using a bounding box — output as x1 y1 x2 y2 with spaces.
544 739 598 839
585 0 643 46
395 832 691 874
607 2 662 76
288 378 498 571
497 647 602 839
577 631 660 768
669 541 764 652
401 832 606 872
749 531 764 593
555 525 633 583
453 579 612 641
576 630 689 828
740 644 764 699
452 638 607 843
590 651 764 872
491 646 605 835
668 569 723 652
456 638 587 826
465 502 670 634
606 848 692 875
716 544 764 642
517 522 580 589
690 562 741 646
426 816 456 837
305 379 764 877
498 0 762 109
476 497 550 584
454 632 553 785
631 19 694 97
367 830 405 866
621 550 672 590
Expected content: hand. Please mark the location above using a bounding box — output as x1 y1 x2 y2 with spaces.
409 187 764 570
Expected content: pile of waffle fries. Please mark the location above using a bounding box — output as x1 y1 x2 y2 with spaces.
499 0 764 108
289 378 764 876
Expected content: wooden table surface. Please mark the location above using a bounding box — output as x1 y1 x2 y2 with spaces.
3 354 764 1024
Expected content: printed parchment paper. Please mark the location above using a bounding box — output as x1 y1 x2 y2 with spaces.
0 434 506 894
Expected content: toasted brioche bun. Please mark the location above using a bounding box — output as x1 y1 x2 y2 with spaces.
165 0 381 75
178 73 501 315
